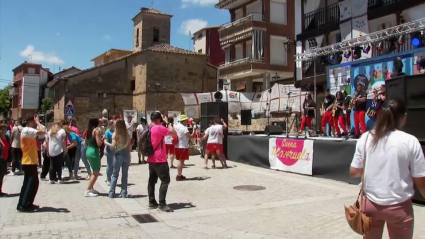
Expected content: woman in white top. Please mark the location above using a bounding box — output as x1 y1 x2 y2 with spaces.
350 99 425 239
45 122 67 184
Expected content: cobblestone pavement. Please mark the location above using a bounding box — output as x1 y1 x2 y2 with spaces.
1 152 424 239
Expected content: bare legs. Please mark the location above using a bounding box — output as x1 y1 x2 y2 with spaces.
168 154 175 167
87 171 99 191
177 160 184 176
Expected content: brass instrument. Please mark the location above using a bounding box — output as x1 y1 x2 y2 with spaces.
331 100 338 117
348 93 356 110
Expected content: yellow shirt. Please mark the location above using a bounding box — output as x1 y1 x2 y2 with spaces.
20 127 39 165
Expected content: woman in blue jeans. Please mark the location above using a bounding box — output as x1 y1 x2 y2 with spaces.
109 119 131 198
103 120 115 185
63 123 91 179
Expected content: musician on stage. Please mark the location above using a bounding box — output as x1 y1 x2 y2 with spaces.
320 89 335 136
342 91 352 135
352 82 367 138
373 84 386 119
333 91 348 137
298 92 316 136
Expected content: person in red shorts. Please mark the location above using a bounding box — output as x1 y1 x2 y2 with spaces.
173 115 194 181
320 88 336 136
164 116 176 168
201 118 226 169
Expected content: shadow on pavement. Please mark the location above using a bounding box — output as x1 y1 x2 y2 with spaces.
3 193 20 198
62 181 80 184
168 202 196 210
117 183 135 187
184 176 211 181
35 207 70 213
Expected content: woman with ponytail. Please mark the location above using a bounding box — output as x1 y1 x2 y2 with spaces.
350 99 425 238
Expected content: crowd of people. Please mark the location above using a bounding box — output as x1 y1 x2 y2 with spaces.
0 111 228 213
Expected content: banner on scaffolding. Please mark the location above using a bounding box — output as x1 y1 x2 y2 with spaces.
180 84 307 117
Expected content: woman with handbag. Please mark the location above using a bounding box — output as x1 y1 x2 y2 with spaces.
349 99 425 238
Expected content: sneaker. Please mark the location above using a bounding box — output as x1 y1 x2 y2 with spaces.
176 175 186 181
148 201 159 209
91 189 99 194
84 190 98 197
119 194 128 198
158 205 174 212
50 180 56 184
86 175 91 180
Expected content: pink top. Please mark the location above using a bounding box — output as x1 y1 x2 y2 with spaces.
67 126 79 145
147 125 169 164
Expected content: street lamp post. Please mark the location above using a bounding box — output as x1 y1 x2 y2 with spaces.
154 82 161 110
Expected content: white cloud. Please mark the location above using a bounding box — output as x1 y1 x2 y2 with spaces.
179 19 208 35
19 45 64 64
181 0 216 8
104 35 111 40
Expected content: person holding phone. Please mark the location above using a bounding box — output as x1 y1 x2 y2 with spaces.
17 114 45 212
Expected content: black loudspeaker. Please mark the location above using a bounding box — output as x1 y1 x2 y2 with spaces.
265 125 284 135
386 74 425 141
200 102 229 157
240 110 251 125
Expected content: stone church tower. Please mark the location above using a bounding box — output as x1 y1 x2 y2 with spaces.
132 8 172 52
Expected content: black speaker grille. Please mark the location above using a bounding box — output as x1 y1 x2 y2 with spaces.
405 74 425 107
404 108 425 141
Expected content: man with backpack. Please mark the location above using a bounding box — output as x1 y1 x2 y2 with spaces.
139 111 175 212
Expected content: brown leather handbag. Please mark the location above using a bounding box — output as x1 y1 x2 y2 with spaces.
344 134 372 236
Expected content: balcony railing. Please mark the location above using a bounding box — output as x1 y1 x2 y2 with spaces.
303 0 402 32
304 3 339 31
219 57 265 69
302 57 328 78
219 13 264 31
8 87 18 97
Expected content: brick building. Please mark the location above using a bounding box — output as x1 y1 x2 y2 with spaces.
192 27 225 67
215 0 295 92
48 8 217 128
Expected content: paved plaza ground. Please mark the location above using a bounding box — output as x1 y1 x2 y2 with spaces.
1 152 424 239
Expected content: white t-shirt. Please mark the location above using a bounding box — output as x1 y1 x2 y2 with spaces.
125 121 133 138
174 123 189 149
37 124 47 140
136 124 146 138
165 135 173 145
205 125 223 144
47 129 66 157
351 131 425 206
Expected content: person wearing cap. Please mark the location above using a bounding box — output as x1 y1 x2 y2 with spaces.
352 82 367 138
147 111 175 212
320 89 336 136
174 114 194 181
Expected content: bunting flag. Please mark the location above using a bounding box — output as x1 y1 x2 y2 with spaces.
351 0 368 18
352 15 369 38
339 0 352 21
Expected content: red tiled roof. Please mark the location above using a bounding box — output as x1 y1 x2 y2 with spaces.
143 43 204 55
52 66 81 76
140 7 172 17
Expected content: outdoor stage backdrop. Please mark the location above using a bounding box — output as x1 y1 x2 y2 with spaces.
180 84 307 118
268 138 314 175
327 49 425 133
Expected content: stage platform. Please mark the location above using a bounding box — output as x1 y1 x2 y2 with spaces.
227 134 425 204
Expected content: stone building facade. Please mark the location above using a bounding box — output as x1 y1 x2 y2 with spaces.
48 8 217 128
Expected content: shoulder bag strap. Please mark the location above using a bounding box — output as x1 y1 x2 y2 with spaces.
359 132 370 209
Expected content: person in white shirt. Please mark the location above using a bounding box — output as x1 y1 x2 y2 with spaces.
125 115 135 149
350 99 425 239
201 118 228 169
173 115 194 181
45 122 67 184
164 116 176 168
136 117 147 164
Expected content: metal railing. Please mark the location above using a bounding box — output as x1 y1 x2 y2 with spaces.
219 57 265 68
304 3 339 30
219 13 264 31
302 57 328 78
368 0 401 8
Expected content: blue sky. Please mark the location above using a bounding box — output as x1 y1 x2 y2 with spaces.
0 0 229 87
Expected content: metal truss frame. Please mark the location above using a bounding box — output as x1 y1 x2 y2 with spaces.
295 18 425 61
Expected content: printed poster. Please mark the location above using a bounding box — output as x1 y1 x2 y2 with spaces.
196 93 213 104
181 93 197 105
185 105 199 119
123 110 137 123
269 138 314 175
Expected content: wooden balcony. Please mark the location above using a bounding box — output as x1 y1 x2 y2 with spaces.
219 13 265 44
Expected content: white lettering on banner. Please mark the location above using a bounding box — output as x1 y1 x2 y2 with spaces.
268 138 314 175
181 93 198 105
196 93 212 104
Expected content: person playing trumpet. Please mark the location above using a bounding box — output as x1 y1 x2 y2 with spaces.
352 82 367 138
320 88 336 136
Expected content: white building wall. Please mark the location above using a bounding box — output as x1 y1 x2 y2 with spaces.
246 0 262 21
22 75 40 109
295 0 302 81
193 30 207 54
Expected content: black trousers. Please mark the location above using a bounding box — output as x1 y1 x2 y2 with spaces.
17 165 39 209
40 150 50 179
49 154 63 181
0 159 7 192
148 163 170 206
11 148 22 172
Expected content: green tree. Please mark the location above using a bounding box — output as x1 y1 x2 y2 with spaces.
0 86 11 117
38 98 53 114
